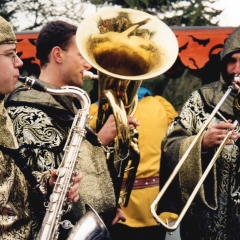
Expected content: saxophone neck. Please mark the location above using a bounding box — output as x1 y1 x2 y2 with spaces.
18 76 91 110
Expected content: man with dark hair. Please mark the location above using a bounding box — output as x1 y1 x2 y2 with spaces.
36 21 77 68
6 20 136 237
0 16 81 239
159 26 240 239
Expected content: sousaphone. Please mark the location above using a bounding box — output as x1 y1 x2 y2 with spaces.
76 8 178 208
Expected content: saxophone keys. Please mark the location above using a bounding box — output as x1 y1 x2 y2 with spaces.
49 193 59 203
61 220 74 229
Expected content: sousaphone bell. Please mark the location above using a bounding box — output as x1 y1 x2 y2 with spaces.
76 8 178 207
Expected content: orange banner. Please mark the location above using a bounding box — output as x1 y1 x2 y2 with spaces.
15 27 235 77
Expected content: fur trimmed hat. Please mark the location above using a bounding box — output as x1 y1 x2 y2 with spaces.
0 16 16 44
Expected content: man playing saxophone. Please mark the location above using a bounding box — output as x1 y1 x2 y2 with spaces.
159 26 240 240
0 16 81 240
6 20 138 239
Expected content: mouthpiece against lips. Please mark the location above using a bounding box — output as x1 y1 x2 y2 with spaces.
18 76 47 92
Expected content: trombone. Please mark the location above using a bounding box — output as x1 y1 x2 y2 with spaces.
151 76 240 232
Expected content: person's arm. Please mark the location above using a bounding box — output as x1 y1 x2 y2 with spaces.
155 95 178 124
89 103 139 146
48 170 82 202
159 90 218 215
7 105 81 200
7 105 68 171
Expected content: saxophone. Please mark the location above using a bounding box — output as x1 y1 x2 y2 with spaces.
18 76 110 240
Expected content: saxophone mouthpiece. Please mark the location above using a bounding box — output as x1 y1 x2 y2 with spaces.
18 76 46 92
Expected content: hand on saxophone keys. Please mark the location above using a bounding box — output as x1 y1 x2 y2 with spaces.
49 170 83 202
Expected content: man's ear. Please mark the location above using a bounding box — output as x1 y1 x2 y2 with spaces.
51 46 62 63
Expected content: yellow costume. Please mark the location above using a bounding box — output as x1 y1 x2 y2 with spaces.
89 91 177 238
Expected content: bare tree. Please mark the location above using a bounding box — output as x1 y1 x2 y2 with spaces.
1 0 89 31
81 0 222 26
1 0 222 30
0 0 18 23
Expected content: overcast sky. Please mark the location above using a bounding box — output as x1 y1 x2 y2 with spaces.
81 0 240 27
16 0 240 31
214 0 240 26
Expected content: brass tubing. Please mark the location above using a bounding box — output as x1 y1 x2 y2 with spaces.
151 86 235 231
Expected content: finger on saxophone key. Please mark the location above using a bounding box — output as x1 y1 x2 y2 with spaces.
68 172 83 202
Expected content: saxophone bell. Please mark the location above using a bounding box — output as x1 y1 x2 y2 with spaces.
67 204 111 240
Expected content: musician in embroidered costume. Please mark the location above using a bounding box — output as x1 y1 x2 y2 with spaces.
0 16 81 240
6 20 137 236
159 26 240 239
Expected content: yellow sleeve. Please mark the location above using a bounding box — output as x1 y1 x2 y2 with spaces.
89 103 98 131
159 212 178 223
154 96 178 125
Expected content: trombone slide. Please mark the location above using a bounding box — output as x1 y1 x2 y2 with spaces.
151 86 237 231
